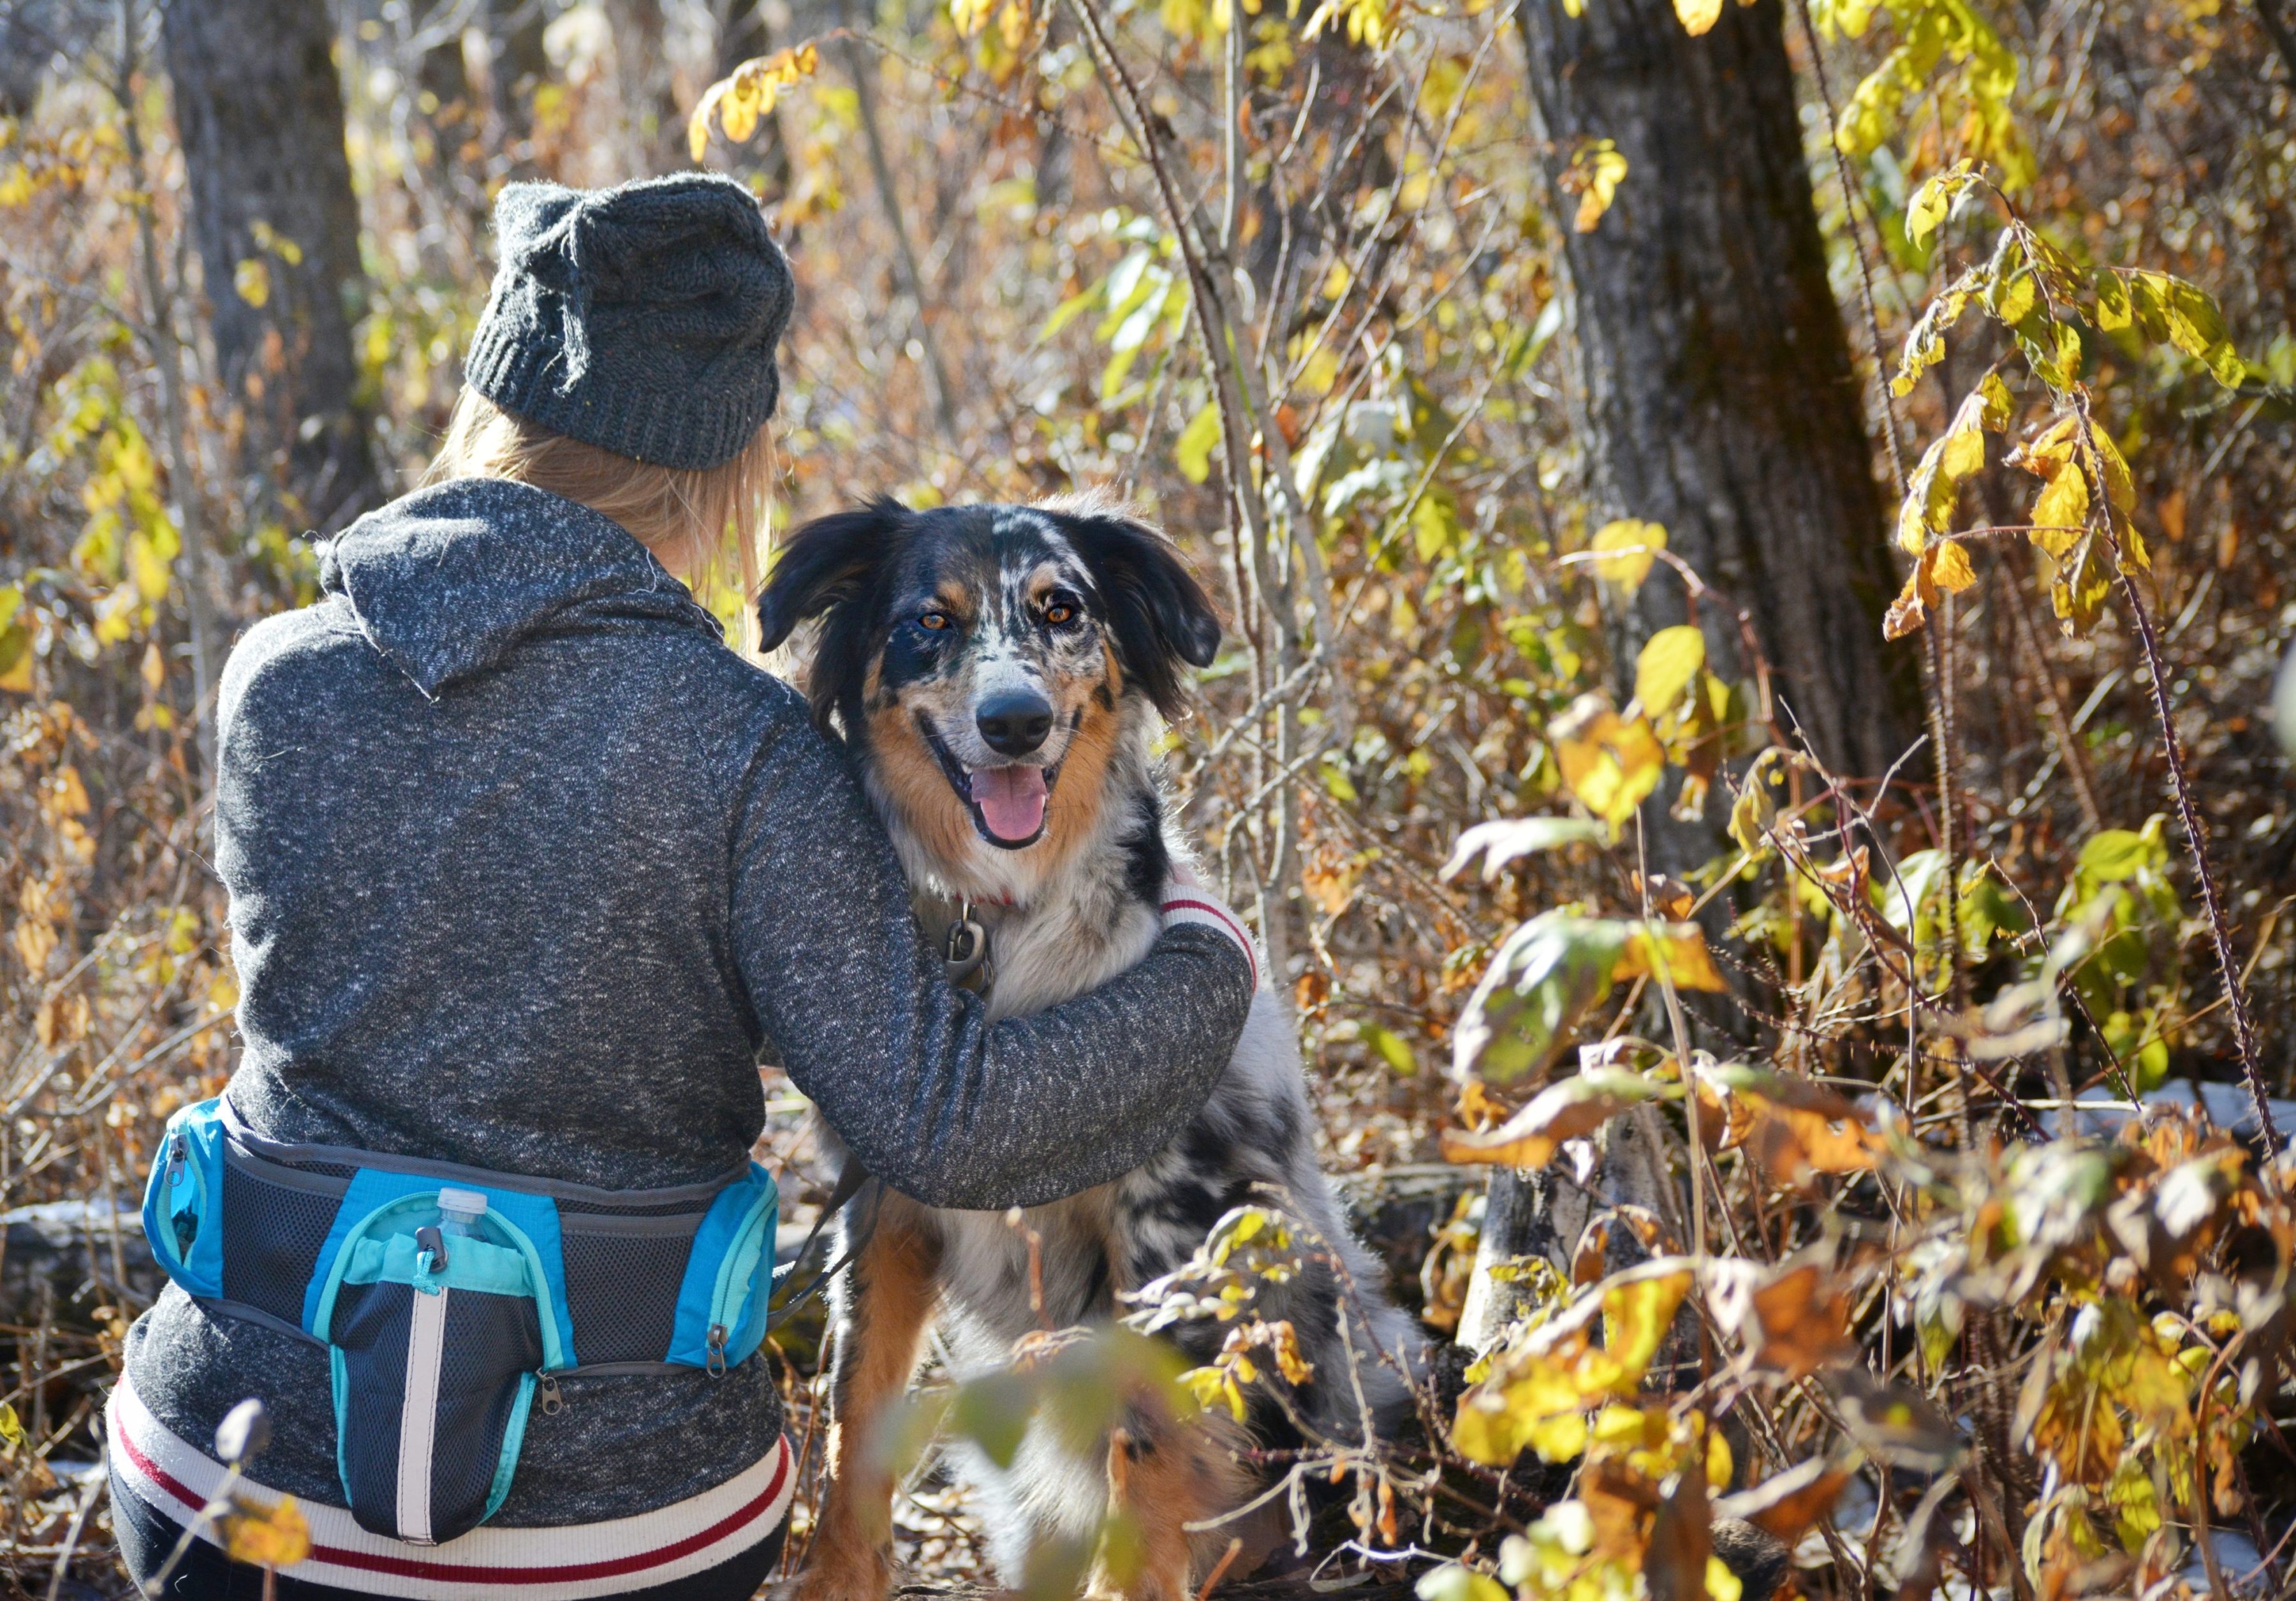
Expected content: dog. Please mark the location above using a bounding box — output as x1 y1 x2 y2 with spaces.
757 495 1421 1601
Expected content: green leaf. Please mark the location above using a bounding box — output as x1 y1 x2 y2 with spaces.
1357 1021 1418 1076
950 1371 1035 1468
2078 829 2156 883
1449 912 1635 1084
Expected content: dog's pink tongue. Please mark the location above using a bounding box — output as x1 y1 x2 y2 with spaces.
970 765 1048 841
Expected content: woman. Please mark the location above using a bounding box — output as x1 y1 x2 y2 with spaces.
109 173 1256 1600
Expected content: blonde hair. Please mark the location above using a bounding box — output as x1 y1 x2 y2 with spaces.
425 388 774 652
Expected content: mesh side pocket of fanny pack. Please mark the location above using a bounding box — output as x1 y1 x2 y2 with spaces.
559 1226 696 1364
221 1158 347 1325
326 1225 551 1546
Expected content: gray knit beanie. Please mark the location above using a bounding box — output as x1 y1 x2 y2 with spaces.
462 173 793 471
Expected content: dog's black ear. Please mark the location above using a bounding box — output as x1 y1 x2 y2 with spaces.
757 496 909 653
1051 504 1221 718
758 496 909 730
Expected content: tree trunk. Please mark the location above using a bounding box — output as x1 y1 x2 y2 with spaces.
1467 0 1918 1346
1517 0 1914 823
164 0 381 534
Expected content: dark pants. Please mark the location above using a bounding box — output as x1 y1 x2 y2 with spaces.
112 1472 788 1601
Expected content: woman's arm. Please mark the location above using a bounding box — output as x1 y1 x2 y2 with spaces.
729 709 1257 1211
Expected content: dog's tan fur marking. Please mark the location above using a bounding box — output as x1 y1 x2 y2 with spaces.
1087 1413 1256 1601
1042 691 1121 868
798 1198 943 1601
862 702 979 867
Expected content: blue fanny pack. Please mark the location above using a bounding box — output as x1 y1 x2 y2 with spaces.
141 1096 780 1546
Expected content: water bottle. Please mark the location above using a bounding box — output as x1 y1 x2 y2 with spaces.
438 1186 489 1238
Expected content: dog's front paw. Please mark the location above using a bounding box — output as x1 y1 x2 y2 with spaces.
788 1542 896 1601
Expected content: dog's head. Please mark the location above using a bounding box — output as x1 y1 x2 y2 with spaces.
758 496 1219 880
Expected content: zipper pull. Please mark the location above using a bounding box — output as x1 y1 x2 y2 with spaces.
166 1133 198 1257
706 1324 729 1377
536 1371 564 1416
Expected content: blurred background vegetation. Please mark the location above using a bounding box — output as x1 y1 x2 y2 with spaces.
0 0 2292 1592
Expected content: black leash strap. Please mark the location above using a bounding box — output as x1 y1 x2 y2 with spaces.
765 1160 879 1332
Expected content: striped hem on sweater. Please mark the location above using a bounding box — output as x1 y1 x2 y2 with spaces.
107 1374 794 1601
1159 893 1260 989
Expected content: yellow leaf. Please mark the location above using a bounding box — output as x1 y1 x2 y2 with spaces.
1940 420 1985 480
223 1496 311 1569
2030 466 2088 552
1929 538 1976 593
1674 0 1723 33
2019 414 2080 473
233 258 270 309
1994 271 2035 327
1451 1269 1687 1466
689 84 727 160
1551 696 1664 827
129 529 173 605
1633 626 1706 718
721 84 762 145
0 641 31 693
51 765 89 817
1568 141 1629 233
1904 158 1975 246
1603 1270 1691 1376
1617 921 1728 992
0 1401 20 1448
2089 424 2136 513
141 642 165 694
1588 519 1666 591
1978 370 2014 430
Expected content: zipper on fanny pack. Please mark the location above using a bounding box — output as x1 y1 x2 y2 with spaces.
165 1131 205 1260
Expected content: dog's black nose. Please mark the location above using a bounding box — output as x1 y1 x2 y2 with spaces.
976 691 1054 756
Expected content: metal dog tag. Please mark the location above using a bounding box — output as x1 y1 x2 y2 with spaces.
944 910 991 988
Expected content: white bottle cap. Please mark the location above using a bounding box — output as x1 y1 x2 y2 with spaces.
438 1186 489 1218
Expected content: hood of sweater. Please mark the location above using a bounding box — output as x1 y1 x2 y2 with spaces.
319 476 723 698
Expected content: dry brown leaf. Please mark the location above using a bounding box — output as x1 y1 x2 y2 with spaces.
1745 1264 1857 1380
1714 1454 1855 1542
1439 1069 1658 1169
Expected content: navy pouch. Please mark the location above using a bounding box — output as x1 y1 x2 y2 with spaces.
315 1197 564 1544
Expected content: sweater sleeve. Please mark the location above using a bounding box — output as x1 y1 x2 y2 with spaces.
728 709 1257 1211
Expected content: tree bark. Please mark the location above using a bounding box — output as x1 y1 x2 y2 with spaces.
1469 0 1919 1345
164 0 381 534
1517 0 1915 818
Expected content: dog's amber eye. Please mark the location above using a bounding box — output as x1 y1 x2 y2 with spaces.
919 611 952 630
1043 601 1076 626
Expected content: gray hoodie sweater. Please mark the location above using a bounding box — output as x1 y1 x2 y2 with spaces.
121 476 1254 1524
